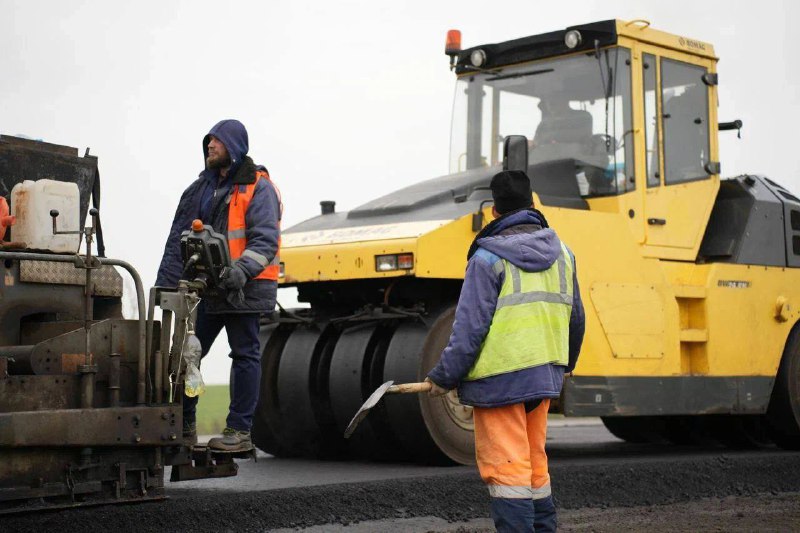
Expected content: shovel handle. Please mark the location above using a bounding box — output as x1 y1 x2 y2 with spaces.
387 381 432 394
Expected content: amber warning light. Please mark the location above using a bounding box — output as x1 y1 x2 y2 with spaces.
445 29 461 70
192 219 204 232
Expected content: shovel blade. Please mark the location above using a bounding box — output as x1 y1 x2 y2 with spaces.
343 380 394 438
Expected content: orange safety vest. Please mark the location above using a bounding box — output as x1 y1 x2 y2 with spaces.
227 169 282 281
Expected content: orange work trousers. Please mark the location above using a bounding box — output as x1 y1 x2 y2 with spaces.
473 398 551 499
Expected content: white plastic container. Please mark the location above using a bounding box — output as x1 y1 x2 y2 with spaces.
11 179 81 253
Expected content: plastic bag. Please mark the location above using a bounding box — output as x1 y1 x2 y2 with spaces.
183 334 205 397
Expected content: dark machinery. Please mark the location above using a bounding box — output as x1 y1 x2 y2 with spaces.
0 135 245 513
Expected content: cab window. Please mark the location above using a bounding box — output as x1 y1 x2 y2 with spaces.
661 58 711 184
450 47 634 198
643 54 660 187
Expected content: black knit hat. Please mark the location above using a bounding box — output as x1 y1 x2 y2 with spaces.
490 170 533 214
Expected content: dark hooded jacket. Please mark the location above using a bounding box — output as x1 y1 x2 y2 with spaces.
427 209 585 407
156 119 281 314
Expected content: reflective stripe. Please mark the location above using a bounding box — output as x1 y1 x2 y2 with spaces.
242 248 269 266
492 260 505 276
558 252 566 295
532 483 552 500
228 229 246 240
466 242 574 381
487 485 534 499
269 255 281 266
504 249 568 301
497 291 573 308
511 264 521 293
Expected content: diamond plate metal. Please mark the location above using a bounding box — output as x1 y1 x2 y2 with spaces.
19 260 123 297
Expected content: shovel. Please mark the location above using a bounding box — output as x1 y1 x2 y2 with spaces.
343 380 432 438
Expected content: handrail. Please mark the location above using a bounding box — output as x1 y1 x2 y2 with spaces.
0 251 148 405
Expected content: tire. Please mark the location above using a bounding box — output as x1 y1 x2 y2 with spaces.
766 325 800 450
601 416 668 444
251 324 293 456
382 321 447 463
658 416 717 446
275 326 328 456
706 415 771 449
418 306 476 465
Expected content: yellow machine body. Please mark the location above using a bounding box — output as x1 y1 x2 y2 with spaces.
260 20 800 461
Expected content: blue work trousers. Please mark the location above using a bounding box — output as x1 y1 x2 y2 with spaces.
182 305 262 431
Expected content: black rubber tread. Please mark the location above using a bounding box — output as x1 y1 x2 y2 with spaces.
275 326 327 455
766 323 800 449
601 416 669 444
382 321 445 463
307 324 348 458
706 415 772 449
328 323 403 459
418 306 476 465
658 416 718 446
251 324 293 456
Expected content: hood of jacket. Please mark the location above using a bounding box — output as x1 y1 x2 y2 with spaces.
203 119 249 176
476 209 561 272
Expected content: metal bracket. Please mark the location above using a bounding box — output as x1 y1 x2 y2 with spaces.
169 445 255 482
702 72 718 86
704 161 722 175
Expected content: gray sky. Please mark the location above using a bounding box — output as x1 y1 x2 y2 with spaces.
2 0 798 384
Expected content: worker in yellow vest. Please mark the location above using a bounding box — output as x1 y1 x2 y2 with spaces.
426 170 585 533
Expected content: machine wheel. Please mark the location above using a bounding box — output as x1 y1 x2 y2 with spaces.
418 306 476 465
658 416 717 446
766 326 800 450
382 321 447 463
601 416 668 444
252 324 293 456
706 415 771 449
275 326 330 456
328 322 403 459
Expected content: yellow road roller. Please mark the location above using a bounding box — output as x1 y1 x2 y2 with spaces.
254 20 800 463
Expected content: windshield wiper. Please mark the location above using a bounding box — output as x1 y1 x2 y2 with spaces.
486 68 554 82
461 65 505 76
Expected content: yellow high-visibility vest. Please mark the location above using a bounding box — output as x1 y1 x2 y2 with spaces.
465 242 574 381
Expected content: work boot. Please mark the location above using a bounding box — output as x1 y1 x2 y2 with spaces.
207 427 253 452
183 421 197 445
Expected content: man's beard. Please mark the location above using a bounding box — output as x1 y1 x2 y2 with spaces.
207 153 231 169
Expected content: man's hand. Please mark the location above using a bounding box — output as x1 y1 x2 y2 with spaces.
425 377 449 397
219 263 248 291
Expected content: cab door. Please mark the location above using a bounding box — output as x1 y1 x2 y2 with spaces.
639 47 719 260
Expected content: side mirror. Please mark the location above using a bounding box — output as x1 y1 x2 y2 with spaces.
472 212 484 232
503 135 528 173
472 199 494 232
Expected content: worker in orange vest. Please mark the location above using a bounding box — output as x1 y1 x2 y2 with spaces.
157 119 281 452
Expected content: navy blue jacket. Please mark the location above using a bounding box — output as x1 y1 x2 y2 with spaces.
156 119 281 314
427 209 585 407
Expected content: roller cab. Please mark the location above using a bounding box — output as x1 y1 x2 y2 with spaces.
259 20 800 462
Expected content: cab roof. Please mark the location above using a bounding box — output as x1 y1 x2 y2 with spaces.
454 19 716 75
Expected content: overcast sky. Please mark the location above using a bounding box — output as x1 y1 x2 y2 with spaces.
2 0 798 384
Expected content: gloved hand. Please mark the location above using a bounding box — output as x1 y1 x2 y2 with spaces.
219 263 248 291
425 377 449 397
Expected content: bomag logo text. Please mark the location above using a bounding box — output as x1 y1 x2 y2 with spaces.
678 37 707 51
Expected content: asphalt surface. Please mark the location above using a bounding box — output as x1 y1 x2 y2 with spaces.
6 420 800 532
168 418 610 492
